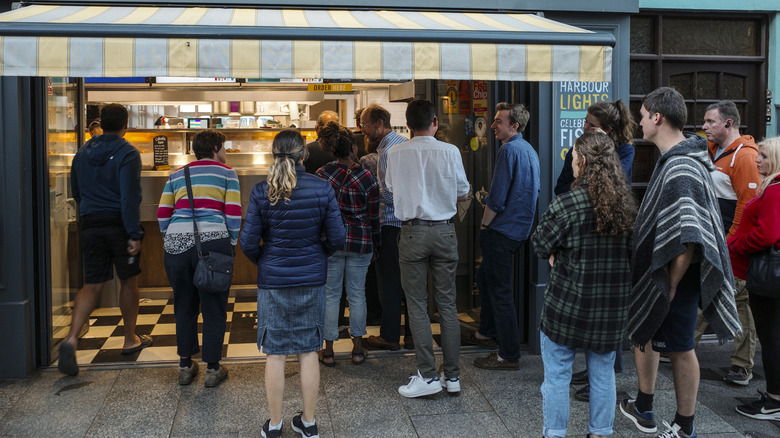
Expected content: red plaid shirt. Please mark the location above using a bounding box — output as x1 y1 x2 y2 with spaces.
317 162 380 254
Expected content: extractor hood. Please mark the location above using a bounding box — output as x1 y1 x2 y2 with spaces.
86 88 324 105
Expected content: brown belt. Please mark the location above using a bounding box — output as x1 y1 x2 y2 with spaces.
402 219 453 226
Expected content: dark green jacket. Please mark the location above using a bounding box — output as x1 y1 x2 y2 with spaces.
532 184 632 352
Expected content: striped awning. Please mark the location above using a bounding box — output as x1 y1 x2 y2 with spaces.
0 5 614 82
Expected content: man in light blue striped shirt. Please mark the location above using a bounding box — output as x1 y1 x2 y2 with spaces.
361 104 412 351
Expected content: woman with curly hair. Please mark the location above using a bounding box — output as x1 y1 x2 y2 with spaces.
316 122 380 366
554 99 637 400
533 132 637 438
241 129 346 438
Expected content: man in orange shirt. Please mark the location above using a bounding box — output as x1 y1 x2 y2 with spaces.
697 100 761 385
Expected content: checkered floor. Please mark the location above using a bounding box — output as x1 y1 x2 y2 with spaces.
52 296 479 368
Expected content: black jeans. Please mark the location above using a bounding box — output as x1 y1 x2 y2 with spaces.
376 226 409 343
749 292 780 394
164 238 232 364
476 228 523 361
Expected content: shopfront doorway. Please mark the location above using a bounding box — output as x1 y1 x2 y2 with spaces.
0 4 618 376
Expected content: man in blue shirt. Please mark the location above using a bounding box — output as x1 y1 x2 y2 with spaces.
361 104 414 352
470 103 540 370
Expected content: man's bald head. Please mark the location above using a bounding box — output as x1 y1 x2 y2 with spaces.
316 110 339 134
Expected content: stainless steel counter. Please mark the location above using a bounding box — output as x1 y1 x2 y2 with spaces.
140 167 267 221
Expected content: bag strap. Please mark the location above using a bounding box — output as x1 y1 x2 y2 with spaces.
335 163 354 199
184 165 203 257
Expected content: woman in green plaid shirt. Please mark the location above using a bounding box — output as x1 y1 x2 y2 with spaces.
533 132 637 438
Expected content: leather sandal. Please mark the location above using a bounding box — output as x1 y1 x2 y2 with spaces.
319 350 336 367
351 348 368 365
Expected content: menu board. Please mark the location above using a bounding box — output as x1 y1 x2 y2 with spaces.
153 135 170 170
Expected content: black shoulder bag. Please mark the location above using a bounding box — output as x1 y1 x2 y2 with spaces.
746 248 780 298
184 165 235 294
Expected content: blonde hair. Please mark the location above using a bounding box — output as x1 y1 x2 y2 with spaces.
757 136 780 196
267 130 305 205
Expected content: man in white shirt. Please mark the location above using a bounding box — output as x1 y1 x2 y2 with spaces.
386 99 470 398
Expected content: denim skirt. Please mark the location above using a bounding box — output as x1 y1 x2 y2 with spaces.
257 285 325 355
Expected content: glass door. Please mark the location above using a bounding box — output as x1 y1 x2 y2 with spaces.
47 77 81 356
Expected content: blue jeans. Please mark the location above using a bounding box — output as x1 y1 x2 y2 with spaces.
324 250 372 341
541 331 615 438
476 228 523 360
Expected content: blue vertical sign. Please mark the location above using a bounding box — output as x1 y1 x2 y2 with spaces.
552 81 612 178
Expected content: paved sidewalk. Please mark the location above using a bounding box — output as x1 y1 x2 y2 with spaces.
0 342 778 437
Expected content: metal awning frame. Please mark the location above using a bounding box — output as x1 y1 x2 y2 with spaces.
0 22 615 47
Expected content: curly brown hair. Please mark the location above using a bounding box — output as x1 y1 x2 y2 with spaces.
572 132 637 236
317 121 354 159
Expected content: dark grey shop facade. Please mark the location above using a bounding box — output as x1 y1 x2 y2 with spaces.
0 0 637 378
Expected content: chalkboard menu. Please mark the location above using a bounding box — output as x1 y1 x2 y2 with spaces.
153 135 170 170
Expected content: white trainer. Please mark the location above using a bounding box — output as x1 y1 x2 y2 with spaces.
439 371 461 393
398 371 442 398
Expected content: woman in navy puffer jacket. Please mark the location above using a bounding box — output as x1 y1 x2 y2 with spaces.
240 129 345 438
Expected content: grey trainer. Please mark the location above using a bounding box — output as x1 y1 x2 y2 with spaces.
204 365 228 387
724 366 753 386
619 398 657 433
178 362 198 385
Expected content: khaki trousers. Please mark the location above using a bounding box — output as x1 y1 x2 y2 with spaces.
694 278 756 369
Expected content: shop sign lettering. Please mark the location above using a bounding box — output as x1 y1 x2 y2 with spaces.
307 83 352 92
552 81 611 178
473 81 488 116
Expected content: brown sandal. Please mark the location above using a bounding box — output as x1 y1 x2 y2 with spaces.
319 340 336 367
351 348 368 365
319 351 336 367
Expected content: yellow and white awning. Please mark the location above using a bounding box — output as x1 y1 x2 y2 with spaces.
0 5 614 82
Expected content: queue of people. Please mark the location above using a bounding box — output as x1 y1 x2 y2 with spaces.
58 91 780 438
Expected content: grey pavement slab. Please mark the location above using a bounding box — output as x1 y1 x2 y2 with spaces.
0 377 33 410
85 367 181 438
0 369 120 438
1 341 776 437
411 411 511 437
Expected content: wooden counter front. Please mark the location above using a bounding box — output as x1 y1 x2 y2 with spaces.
138 221 258 287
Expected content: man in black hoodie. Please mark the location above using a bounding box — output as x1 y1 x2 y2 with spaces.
58 104 151 376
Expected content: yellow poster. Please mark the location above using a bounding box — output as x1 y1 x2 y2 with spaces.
445 80 458 114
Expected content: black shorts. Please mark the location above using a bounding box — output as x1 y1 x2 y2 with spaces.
80 224 141 284
652 263 701 353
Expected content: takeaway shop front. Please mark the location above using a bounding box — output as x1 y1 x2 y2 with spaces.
0 0 634 378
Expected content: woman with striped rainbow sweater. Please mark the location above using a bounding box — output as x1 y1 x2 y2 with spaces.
157 129 242 388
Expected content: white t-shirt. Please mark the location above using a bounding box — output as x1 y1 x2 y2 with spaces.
385 136 470 221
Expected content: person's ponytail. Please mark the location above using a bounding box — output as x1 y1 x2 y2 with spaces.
267 130 305 205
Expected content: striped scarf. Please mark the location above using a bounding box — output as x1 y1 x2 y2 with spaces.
627 133 741 346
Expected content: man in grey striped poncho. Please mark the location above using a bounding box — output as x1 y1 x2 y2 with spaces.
619 87 741 438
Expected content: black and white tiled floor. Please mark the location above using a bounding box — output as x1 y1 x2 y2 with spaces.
53 296 478 368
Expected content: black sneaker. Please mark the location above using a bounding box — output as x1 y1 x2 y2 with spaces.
291 413 319 438
261 419 282 438
735 391 780 420
573 384 590 402
571 369 589 385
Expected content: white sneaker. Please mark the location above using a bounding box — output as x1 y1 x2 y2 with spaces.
439 371 461 393
398 370 442 398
